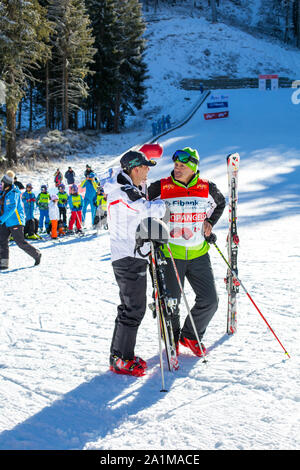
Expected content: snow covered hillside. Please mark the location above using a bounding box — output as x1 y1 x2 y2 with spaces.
136 3 300 131
0 87 299 450
1 8 300 451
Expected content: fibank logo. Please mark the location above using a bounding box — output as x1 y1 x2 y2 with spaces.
291 80 300 104
173 199 199 206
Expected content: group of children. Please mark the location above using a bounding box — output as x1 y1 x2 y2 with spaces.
22 181 107 240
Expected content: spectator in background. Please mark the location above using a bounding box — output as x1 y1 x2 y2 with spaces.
14 176 25 191
54 168 63 188
64 167 76 187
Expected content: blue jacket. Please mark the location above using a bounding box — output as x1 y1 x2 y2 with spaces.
80 172 98 200
68 193 83 212
22 190 36 220
0 186 25 227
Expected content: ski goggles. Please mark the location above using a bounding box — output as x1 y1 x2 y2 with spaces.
172 150 198 166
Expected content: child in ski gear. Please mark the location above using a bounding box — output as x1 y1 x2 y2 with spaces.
68 184 83 232
104 150 166 376
36 185 50 232
57 184 68 227
54 168 63 188
148 147 226 357
93 186 107 231
80 171 98 225
49 194 60 239
0 171 41 269
22 183 40 239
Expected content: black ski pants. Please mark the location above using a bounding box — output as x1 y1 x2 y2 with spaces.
59 207 67 226
110 256 148 361
164 253 218 344
24 218 39 236
0 224 41 269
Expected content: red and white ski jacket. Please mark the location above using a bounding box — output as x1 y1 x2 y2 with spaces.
104 170 166 262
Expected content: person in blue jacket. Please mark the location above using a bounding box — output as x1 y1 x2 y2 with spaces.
22 183 40 239
36 184 51 232
0 171 41 269
80 171 98 225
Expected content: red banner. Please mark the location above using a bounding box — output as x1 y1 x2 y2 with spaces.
204 111 229 120
259 74 278 79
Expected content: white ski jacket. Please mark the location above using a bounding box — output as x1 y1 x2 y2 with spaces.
48 200 60 220
104 169 166 262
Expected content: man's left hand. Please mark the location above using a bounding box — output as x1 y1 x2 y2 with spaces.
203 219 212 237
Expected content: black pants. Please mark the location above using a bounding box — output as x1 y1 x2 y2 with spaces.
0 224 41 268
24 218 39 236
59 207 67 226
164 253 218 343
110 257 148 360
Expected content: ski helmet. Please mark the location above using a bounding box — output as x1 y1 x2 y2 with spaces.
71 184 78 192
26 183 33 190
172 147 199 173
41 184 48 191
58 183 65 190
135 217 170 248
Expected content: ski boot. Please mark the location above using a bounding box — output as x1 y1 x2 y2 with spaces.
109 355 147 377
179 337 206 357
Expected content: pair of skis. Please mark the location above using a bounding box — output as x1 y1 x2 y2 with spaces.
149 241 207 392
222 153 290 357
149 242 178 392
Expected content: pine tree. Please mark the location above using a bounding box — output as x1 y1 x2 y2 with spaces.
113 0 148 133
47 0 96 130
85 0 122 131
0 0 52 165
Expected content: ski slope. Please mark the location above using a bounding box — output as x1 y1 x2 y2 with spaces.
0 88 300 450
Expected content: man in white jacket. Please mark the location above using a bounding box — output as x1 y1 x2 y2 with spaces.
104 150 166 376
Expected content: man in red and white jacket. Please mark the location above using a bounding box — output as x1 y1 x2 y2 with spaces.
148 147 226 358
104 150 166 376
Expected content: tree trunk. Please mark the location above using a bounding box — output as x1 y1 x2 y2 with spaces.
65 64 69 130
96 99 101 131
6 105 17 165
210 0 218 23
297 0 300 48
29 84 33 131
46 62 49 128
113 91 120 133
17 100 22 131
62 55 66 130
284 1 290 43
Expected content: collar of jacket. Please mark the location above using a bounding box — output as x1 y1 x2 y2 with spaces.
117 171 143 191
170 170 200 188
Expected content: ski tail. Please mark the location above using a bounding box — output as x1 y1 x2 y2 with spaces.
149 242 178 375
226 153 240 335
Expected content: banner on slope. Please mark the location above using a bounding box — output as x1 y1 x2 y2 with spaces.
205 94 229 120
204 111 229 120
258 74 278 91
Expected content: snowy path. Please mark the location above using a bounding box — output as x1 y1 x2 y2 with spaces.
0 89 300 450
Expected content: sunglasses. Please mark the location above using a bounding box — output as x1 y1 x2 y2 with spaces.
172 150 198 165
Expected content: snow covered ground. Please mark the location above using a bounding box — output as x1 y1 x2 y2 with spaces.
0 87 299 450
1 5 300 451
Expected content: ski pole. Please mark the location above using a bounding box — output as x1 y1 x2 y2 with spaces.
150 242 168 392
208 234 290 359
166 243 207 362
